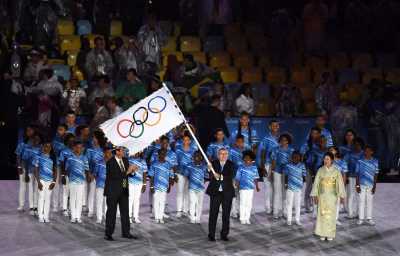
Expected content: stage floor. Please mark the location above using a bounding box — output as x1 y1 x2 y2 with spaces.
0 181 400 256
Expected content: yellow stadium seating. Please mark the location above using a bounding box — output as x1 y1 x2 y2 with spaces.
72 68 84 81
110 20 123 36
174 22 181 36
47 59 66 65
258 56 272 68
300 86 315 101
162 37 177 52
57 19 74 35
226 37 248 54
157 69 166 81
385 68 400 84
219 67 239 83
361 68 383 84
290 67 311 87
209 52 231 68
67 50 79 66
256 102 275 116
224 23 242 38
84 34 104 48
162 52 184 66
351 53 373 71
305 56 326 70
233 53 254 68
180 36 201 52
265 67 286 85
328 53 349 70
59 35 81 53
188 51 207 64
241 67 263 83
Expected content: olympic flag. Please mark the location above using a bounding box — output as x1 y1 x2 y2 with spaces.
100 86 184 154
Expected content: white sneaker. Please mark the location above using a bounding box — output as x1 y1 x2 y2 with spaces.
367 219 375 226
159 219 165 224
327 238 333 241
295 221 302 226
163 213 170 219
134 218 141 224
17 206 24 211
70 219 76 223
44 219 50 223
96 220 102 224
63 210 69 217
240 220 246 225
176 212 182 218
336 220 342 226
77 219 82 223
190 219 196 224
196 219 201 224
287 221 292 226
246 220 251 225
129 219 133 224
39 218 45 223
357 220 364 225
320 237 326 241
88 213 94 218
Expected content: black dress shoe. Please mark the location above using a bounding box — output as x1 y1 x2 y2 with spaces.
122 233 138 239
104 235 114 241
208 235 216 242
221 236 229 241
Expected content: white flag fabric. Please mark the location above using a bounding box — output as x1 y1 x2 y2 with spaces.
100 86 184 154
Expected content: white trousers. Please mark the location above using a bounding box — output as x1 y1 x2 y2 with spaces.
176 174 189 214
347 177 358 217
239 189 254 222
38 180 53 221
231 184 240 216
62 176 70 211
28 173 38 209
51 167 61 211
286 189 301 222
153 191 167 220
358 186 374 220
82 181 87 207
18 168 28 209
189 190 204 222
87 180 96 215
273 172 284 217
95 187 106 222
69 183 84 220
264 164 273 213
129 183 143 220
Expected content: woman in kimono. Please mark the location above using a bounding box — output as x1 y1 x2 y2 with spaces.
311 152 345 241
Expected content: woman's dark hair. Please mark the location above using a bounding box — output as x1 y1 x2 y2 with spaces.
64 133 75 145
279 133 292 144
75 125 89 138
342 129 357 146
93 130 107 149
238 83 253 98
237 112 252 146
23 124 37 143
328 146 341 159
127 68 138 77
324 152 335 162
307 126 321 151
242 150 256 161
353 137 365 149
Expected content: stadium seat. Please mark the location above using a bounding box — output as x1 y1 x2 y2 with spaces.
180 36 201 52
258 56 272 68
255 102 274 116
305 56 326 70
174 22 181 36
252 83 270 101
337 68 359 86
66 50 79 66
159 20 173 36
162 52 183 66
84 34 104 48
244 24 264 36
209 52 231 68
385 68 400 84
328 53 349 70
304 101 317 115
226 37 248 54
346 84 363 104
290 67 311 87
300 86 315 101
265 67 287 85
248 35 268 54
241 67 262 83
351 53 373 71
59 35 81 54
219 67 239 83
189 51 207 64
76 20 92 35
313 68 334 84
52 64 71 81
203 36 224 53
157 69 166 81
361 68 383 84
233 53 254 68
224 23 242 38
110 20 123 36
47 59 65 65
57 19 74 35
376 53 397 68
71 67 84 81
162 37 177 52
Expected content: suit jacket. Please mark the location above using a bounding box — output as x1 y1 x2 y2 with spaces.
104 156 132 198
206 159 235 198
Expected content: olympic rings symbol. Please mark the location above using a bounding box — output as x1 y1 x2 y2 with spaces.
117 96 167 138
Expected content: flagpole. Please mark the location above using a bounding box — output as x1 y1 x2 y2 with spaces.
162 83 221 180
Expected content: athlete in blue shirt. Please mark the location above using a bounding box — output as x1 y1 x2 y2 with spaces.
229 135 247 170
339 129 357 160
65 141 89 223
59 133 76 216
94 147 113 224
284 152 306 226
149 149 175 223
356 146 379 225
310 136 329 175
235 150 260 224
33 141 56 223
207 128 230 161
229 112 259 150
185 151 208 223
128 153 148 223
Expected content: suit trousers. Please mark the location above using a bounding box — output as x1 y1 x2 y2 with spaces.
208 192 233 239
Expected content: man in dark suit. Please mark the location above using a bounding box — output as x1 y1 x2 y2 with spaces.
206 147 235 242
104 146 137 241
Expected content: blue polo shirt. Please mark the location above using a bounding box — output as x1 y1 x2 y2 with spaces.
185 162 208 192
229 128 259 149
148 161 174 192
33 153 54 182
85 146 104 173
94 160 107 188
356 157 379 188
65 153 89 184
256 132 279 166
175 145 197 175
284 163 306 192
206 142 230 160
128 157 148 184
271 146 295 174
235 164 259 190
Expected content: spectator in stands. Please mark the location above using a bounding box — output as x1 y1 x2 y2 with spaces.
88 75 115 105
23 48 48 82
115 68 147 110
137 13 166 67
235 83 255 116
32 69 63 97
90 97 110 130
114 37 144 78
275 82 302 117
77 37 91 80
106 97 122 118
315 72 337 115
210 80 234 115
330 93 358 144
180 54 216 89
85 37 114 81
164 55 183 86
302 0 329 55
62 77 87 115
147 76 162 94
